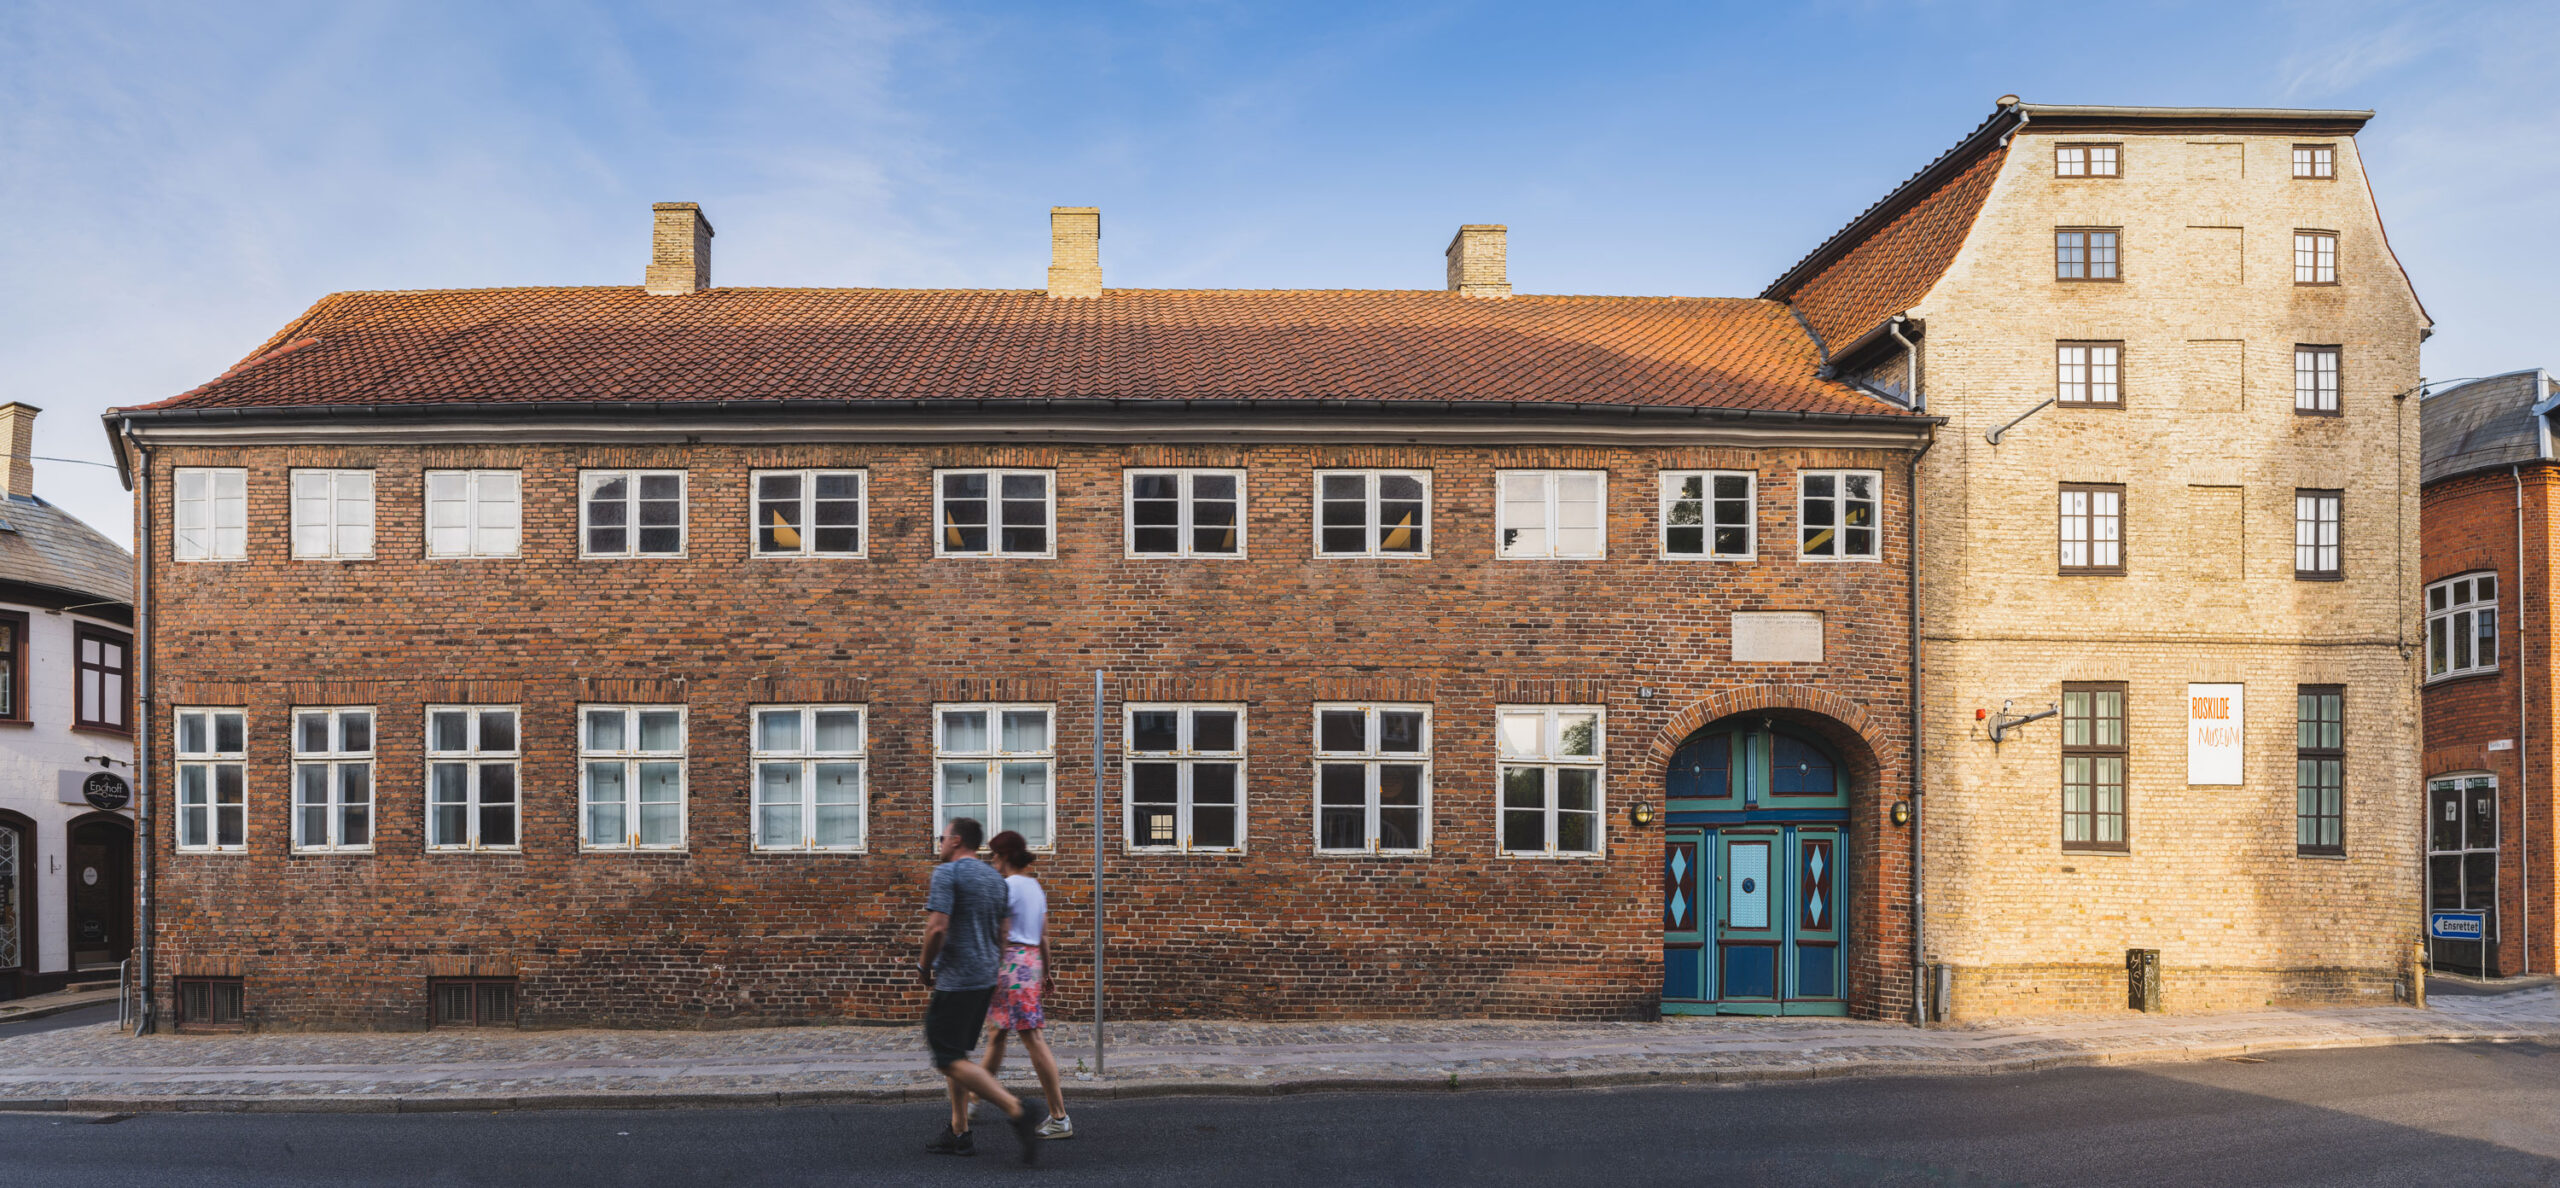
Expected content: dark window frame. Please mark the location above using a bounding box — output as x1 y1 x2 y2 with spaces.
429 977 519 1027
2295 489 2344 581
2056 341 2125 408
2295 685 2346 856
2294 345 2343 417
2055 227 2123 282
2055 141 2123 179
2061 681 2129 852
72 624 130 733
2292 144 2337 180
2058 483 2128 575
2293 229 2340 286
0 610 27 724
175 977 245 1031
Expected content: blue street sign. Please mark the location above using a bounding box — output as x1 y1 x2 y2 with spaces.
2430 911 2486 941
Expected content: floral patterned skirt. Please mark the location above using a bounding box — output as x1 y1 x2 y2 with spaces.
987 942 1044 1032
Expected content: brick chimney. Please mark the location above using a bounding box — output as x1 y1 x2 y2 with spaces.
0 402 36 498
644 203 714 295
1047 207 1102 299
1445 224 1511 297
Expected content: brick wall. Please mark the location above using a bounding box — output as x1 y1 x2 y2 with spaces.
140 436 1919 1029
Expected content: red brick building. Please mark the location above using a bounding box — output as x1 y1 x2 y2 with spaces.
2419 368 2557 977
109 208 1936 1031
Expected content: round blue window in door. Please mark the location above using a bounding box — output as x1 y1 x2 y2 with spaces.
1740 877 1755 894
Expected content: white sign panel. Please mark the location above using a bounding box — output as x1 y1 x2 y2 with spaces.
2187 683 2244 785
1732 611 1824 663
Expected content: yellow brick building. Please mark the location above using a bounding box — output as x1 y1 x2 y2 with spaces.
1767 101 2431 1016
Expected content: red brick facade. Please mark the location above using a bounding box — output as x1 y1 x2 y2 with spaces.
134 433 1923 1029
2420 465 2558 976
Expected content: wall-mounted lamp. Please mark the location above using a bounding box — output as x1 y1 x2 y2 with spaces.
1631 800 1655 827
1891 800 1912 827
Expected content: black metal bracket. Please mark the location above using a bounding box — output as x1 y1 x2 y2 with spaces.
1987 699 2059 744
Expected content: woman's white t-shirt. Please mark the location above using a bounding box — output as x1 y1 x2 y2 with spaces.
1005 874 1047 946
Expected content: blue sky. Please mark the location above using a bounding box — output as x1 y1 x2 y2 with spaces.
5 0 2555 545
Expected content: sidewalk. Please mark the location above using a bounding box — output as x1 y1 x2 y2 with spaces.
0 981 2551 1114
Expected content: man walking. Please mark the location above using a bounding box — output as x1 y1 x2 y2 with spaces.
919 817 1045 1162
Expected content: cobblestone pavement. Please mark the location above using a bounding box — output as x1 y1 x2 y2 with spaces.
0 984 2551 1112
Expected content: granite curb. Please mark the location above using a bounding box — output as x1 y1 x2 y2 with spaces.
1 1026 2551 1115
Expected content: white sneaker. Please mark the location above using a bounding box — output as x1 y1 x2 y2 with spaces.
1036 1113 1075 1139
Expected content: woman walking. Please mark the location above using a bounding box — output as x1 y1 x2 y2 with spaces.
980 830 1072 1138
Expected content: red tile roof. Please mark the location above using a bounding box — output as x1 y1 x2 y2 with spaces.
126 287 1905 419
1769 142 2008 355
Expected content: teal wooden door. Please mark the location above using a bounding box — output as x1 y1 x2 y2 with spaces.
1661 724 1848 1017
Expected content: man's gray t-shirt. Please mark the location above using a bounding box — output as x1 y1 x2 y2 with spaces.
925 857 1008 992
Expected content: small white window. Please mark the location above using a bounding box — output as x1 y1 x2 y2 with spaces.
2292 144 2335 179
289 470 375 560
425 471 522 558
1316 470 1430 557
2294 347 2341 414
2295 231 2338 284
1497 470 1606 559
2427 574 2499 681
427 706 519 851
753 470 866 557
935 704 1053 847
291 707 374 852
175 709 247 852
1662 471 1753 558
752 705 867 851
1497 707 1604 857
1800 470 1881 560
581 706 687 849
1126 704 1246 852
2055 143 2119 178
1313 703 1431 854
173 468 248 562
2295 490 2343 579
937 470 1054 557
581 471 687 557
1126 470 1245 557
2057 343 2123 407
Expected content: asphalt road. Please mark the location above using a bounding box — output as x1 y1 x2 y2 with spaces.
0 1001 117 1038
1 1041 2555 1186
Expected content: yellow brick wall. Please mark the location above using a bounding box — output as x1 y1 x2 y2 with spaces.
1910 131 2429 1016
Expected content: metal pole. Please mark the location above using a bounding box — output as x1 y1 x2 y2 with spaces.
1091 669 1106 1076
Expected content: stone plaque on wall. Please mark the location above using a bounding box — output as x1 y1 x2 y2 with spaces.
1732 611 1824 663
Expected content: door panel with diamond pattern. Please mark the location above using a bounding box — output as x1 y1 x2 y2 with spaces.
1661 724 1847 1016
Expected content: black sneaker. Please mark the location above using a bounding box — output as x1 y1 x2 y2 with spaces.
1009 1103 1047 1165
925 1124 976 1156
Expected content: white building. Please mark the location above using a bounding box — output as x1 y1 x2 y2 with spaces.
0 402 136 1000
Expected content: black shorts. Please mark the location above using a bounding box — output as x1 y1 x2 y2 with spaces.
924 985 996 1070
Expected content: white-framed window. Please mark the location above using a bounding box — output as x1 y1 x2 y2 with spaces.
2294 346 2341 415
752 705 867 852
175 709 246 852
172 467 248 562
427 706 519 851
2295 231 2338 284
1126 469 1245 557
289 470 375 560
935 704 1053 847
1316 470 1430 557
2057 342 2123 407
1497 470 1606 559
581 470 686 557
936 470 1054 557
425 470 522 558
291 707 374 852
2292 144 2335 179
1497 706 1604 857
580 705 687 850
1661 470 1754 558
1126 704 1245 852
2427 573 2498 681
753 470 866 557
1313 703 1430 854
1799 470 1881 560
